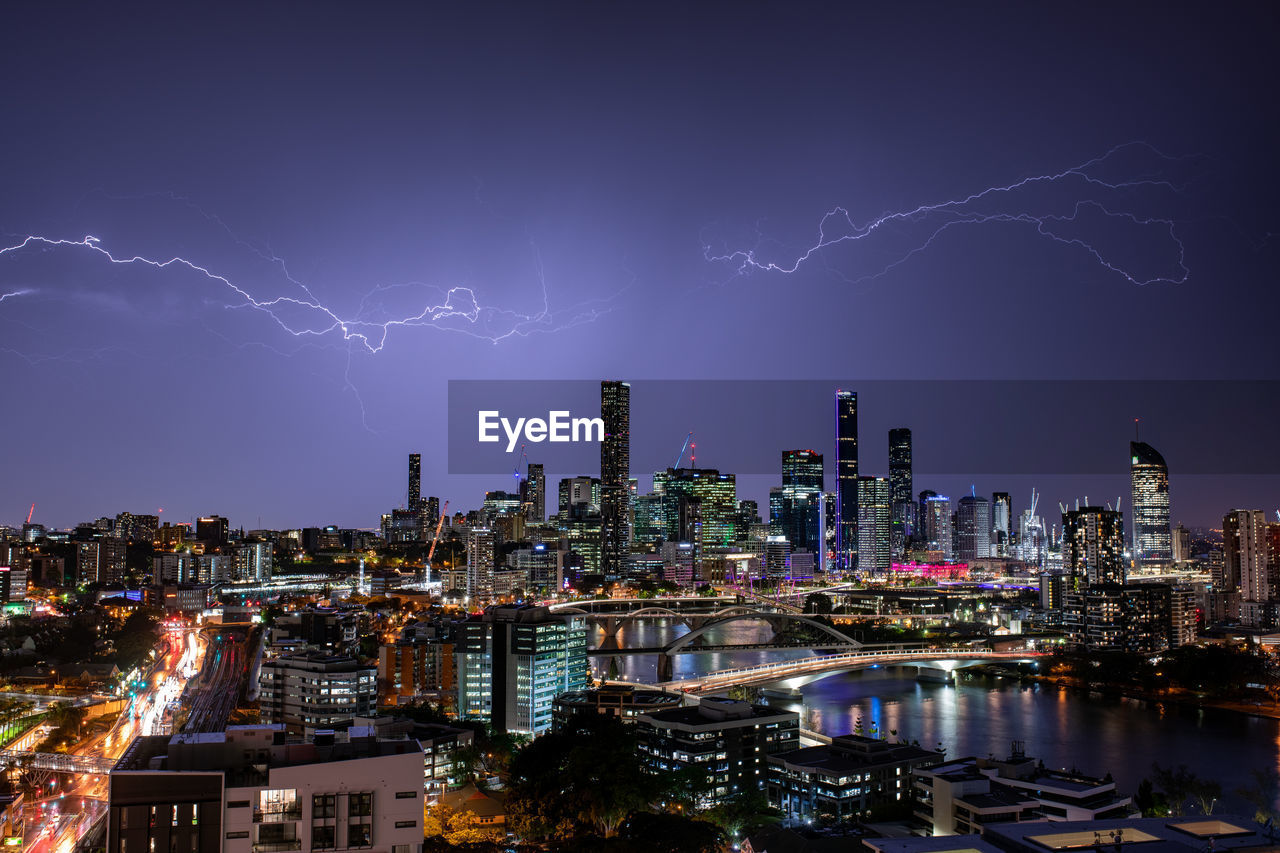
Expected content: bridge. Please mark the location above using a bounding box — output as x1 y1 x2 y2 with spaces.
653 646 1046 692
580 609 868 680
0 748 115 774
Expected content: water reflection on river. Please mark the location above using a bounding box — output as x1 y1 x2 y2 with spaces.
591 618 1280 810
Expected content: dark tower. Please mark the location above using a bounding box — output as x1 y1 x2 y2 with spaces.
408 453 422 512
600 381 631 575
834 390 858 571
888 428 913 557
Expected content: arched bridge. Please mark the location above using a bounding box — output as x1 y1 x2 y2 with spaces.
564 604 833 651
584 609 866 680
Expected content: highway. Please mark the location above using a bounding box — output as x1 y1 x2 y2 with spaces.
14 625 208 853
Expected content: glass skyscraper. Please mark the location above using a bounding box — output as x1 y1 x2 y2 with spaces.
778 449 824 553
1130 441 1171 566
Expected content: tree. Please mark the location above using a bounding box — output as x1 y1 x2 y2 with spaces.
804 593 834 615
700 790 780 841
1134 778 1169 817
1235 768 1280 823
423 804 505 847
506 715 658 842
1150 763 1198 816
1189 777 1222 816
616 812 722 853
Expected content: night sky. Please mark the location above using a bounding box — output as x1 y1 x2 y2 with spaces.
2 3 1277 530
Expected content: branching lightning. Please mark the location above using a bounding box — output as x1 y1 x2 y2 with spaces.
704 141 1192 287
0 233 623 350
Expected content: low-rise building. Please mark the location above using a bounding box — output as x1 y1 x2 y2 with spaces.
551 684 683 730
914 745 1133 836
768 734 942 822
635 698 799 804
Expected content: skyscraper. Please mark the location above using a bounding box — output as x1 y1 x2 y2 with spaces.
524 462 545 523
466 527 495 601
992 492 1012 557
779 449 823 553
600 381 631 575
1223 510 1269 623
1062 506 1125 587
1130 441 1171 566
408 452 422 512
1172 523 1191 563
834 390 858 571
923 495 952 561
956 495 991 562
652 467 737 550
856 476 891 573
888 428 913 558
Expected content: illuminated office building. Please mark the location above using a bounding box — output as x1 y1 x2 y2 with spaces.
1130 441 1172 566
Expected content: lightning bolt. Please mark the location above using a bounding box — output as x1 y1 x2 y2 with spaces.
703 141 1192 287
0 233 625 350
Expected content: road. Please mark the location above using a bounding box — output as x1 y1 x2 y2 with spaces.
17 626 207 852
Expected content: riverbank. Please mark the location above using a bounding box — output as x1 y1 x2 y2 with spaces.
969 664 1280 722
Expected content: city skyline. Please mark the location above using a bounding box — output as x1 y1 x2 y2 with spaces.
1 4 1277 529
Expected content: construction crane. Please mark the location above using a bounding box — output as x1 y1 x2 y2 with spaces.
25 504 34 524
675 427 696 468
512 444 528 488
426 500 450 567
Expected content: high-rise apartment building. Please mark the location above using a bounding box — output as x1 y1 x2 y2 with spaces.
856 476 891 573
835 390 858 571
600 380 631 575
1062 507 1125 587
1224 509 1270 624
454 605 589 735
78 538 128 584
1130 441 1172 565
465 527 495 601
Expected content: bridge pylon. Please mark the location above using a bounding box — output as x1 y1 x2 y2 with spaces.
657 654 674 682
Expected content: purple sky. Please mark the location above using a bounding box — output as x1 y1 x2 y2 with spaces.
1 3 1277 530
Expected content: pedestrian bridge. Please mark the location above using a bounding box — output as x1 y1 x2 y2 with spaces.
0 748 115 774
654 647 1045 692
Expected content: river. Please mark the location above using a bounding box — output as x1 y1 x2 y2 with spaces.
591 618 1279 812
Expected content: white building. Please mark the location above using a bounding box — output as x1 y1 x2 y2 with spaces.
107 725 425 853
